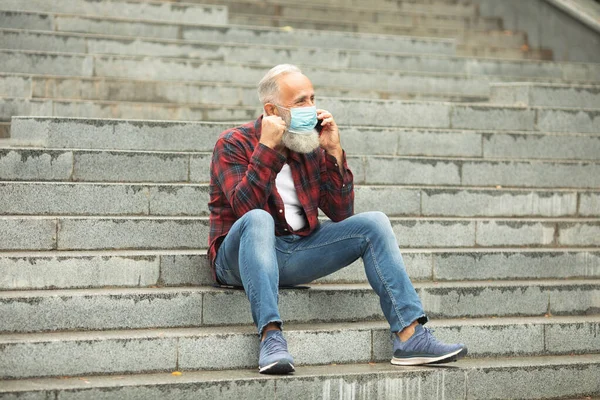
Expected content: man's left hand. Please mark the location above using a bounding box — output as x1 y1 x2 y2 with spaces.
317 109 343 162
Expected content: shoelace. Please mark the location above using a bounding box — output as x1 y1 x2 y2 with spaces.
395 327 440 353
262 333 288 357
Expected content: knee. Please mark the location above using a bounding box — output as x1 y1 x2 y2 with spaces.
239 209 275 233
355 211 392 235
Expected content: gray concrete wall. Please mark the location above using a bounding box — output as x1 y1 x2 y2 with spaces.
477 0 600 63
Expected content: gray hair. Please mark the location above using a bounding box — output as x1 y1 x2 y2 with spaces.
257 64 302 105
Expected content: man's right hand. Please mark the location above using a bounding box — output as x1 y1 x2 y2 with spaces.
259 115 286 150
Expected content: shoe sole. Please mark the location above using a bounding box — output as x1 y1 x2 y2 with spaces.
391 346 468 366
259 360 295 374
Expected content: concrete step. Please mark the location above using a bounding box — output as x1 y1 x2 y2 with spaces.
0 11 456 56
2 96 599 133
0 10 532 51
4 146 600 188
3 145 600 187
1 24 546 65
182 0 479 17
1 248 599 290
1 354 599 399
0 72 491 105
0 122 8 138
0 28 461 69
9 117 600 160
458 30 529 48
0 0 228 25
0 28 545 78
162 0 477 11
0 316 598 379
490 82 600 108
221 2 485 29
2 49 598 84
1 280 599 333
228 12 503 34
456 44 553 61
2 181 599 218
1 215 599 251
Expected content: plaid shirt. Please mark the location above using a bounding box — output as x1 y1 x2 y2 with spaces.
208 115 354 281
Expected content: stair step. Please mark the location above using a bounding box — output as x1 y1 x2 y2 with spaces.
0 72 491 105
2 215 600 251
2 248 600 290
0 316 598 379
0 28 457 69
228 12 502 34
1 280 599 333
164 0 478 14
2 96 599 133
2 49 598 85
3 147 600 188
1 354 599 399
0 122 8 138
8 117 600 157
0 11 456 56
456 44 552 61
0 0 227 24
2 181 598 217
491 82 600 108
227 5 489 30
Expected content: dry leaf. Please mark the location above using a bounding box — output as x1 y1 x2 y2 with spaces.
172 371 183 376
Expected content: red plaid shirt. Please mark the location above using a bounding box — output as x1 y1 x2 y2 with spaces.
208 115 354 281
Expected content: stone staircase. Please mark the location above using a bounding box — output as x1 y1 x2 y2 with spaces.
1 0 599 398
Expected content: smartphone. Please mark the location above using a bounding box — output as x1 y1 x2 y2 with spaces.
315 118 323 133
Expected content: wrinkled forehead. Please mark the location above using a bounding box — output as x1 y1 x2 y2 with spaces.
276 73 314 105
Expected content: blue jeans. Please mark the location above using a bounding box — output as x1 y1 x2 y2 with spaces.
215 209 427 335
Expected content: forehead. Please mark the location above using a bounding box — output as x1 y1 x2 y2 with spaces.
277 73 314 102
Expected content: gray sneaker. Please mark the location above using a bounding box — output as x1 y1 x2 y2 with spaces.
259 330 295 374
392 325 467 366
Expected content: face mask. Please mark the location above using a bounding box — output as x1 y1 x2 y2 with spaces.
277 105 318 134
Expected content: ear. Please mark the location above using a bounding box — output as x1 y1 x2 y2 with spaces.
264 103 278 116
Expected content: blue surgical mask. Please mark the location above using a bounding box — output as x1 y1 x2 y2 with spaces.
278 105 318 134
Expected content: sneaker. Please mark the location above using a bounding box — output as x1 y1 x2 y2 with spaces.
259 330 295 374
391 324 467 366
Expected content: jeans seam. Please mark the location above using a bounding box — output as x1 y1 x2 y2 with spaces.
366 237 407 330
239 252 259 312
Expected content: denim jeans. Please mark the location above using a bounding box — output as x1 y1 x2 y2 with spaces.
215 209 427 335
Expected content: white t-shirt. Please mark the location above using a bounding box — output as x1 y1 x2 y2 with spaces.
275 164 307 231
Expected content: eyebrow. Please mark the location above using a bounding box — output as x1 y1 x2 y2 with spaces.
294 93 315 103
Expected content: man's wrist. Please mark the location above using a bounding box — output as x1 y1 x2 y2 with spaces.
326 147 343 160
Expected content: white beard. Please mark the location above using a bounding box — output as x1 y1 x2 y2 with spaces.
281 129 321 154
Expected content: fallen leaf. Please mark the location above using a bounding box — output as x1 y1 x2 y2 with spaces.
281 26 294 32
521 44 530 52
496 185 502 189
172 371 182 376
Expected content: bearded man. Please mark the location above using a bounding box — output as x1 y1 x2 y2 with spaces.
208 64 467 374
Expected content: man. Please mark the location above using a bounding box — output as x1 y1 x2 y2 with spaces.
208 64 467 374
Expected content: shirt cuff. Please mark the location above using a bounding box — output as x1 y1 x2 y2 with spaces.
324 150 351 189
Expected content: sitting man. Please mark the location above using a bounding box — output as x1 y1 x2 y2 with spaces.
208 64 467 374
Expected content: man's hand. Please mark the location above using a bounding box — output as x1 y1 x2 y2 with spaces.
259 114 287 150
317 109 343 165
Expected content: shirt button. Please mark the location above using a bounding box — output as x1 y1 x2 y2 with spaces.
284 228 288 232
279 209 283 213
